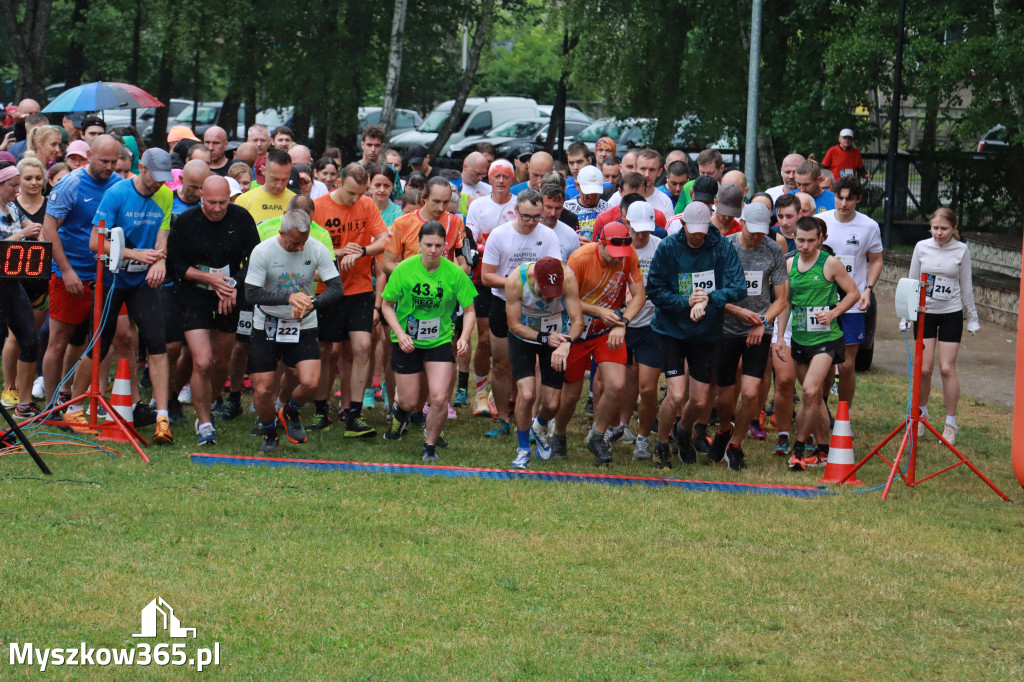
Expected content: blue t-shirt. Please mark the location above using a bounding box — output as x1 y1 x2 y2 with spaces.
172 193 200 216
510 180 530 196
46 168 123 280
788 188 836 214
92 179 172 289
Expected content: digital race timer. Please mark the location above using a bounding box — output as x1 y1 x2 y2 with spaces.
0 241 52 280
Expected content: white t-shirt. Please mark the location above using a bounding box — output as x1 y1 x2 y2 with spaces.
631 234 662 328
765 185 786 202
310 180 329 200
246 237 340 331
608 188 674 216
481 222 561 299
821 210 882 313
550 220 581 263
465 194 516 244
461 180 491 200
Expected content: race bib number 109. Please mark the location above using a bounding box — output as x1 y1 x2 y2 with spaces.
678 269 716 296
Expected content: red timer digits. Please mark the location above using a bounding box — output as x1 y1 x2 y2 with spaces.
0 241 52 279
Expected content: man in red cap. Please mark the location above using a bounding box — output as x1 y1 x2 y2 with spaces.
552 222 646 465
504 257 584 469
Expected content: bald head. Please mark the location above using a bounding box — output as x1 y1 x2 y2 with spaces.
722 169 748 197
200 175 231 221
179 160 211 204
85 134 120 182
17 98 40 117
204 126 228 164
462 151 489 186
780 153 806 191
527 151 553 189
287 194 316 218
234 142 257 166
288 145 313 165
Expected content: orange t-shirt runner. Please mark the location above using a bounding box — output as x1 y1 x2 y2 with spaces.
386 210 465 263
567 242 642 339
312 193 387 295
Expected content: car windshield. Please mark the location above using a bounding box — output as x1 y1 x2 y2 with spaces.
176 104 219 125
419 104 477 133
489 120 545 138
575 119 627 143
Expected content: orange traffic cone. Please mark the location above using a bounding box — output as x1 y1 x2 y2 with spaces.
819 401 863 485
98 358 134 443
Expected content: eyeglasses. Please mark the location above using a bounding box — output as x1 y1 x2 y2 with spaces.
602 236 633 247
517 211 542 222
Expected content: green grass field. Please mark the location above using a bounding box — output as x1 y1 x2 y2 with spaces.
1 368 1021 679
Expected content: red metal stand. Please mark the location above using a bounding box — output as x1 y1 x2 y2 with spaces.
31 223 150 462
839 273 1006 500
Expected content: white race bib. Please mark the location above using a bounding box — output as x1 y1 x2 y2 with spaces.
679 269 716 295
838 254 855 275
275 317 301 344
524 312 563 334
929 275 954 301
125 259 149 273
407 316 440 341
236 310 253 336
807 306 830 332
744 270 763 297
200 265 231 291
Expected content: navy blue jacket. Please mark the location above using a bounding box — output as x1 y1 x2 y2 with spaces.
647 225 746 341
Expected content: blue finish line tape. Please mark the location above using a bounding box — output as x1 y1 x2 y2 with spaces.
189 453 831 499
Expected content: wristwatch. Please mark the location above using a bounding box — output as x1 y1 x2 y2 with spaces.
360 245 368 258
538 333 550 346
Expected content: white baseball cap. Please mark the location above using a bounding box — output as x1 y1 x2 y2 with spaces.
682 202 711 235
577 165 604 194
741 203 772 234
625 201 656 232
839 128 854 138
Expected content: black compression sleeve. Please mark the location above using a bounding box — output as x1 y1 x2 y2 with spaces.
244 283 293 306
313 276 344 309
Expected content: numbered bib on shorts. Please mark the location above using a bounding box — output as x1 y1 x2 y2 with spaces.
236 310 253 336
274 317 301 344
406 315 440 341
678 269 716 296
837 254 854 275
744 270 763 296
524 311 566 336
927 274 954 301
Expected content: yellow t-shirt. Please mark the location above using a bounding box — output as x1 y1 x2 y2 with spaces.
235 186 295 225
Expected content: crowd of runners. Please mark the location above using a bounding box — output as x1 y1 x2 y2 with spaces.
0 100 980 469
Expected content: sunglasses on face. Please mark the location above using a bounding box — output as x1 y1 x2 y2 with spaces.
602 236 633 247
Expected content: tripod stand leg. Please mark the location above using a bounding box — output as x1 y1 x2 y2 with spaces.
0 404 51 475
882 428 911 500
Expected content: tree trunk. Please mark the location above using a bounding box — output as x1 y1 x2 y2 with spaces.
919 87 941 215
0 0 55 101
130 0 142 127
151 32 175 148
546 28 575 157
380 0 408 140
62 0 89 89
427 0 495 159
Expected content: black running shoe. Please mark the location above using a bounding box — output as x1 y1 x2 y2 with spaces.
587 431 613 465
692 423 710 455
166 398 185 424
707 427 733 463
673 423 697 464
654 442 673 470
345 413 376 439
215 398 243 421
725 444 747 471
259 429 280 454
551 433 568 459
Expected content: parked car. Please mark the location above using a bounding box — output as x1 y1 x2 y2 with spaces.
976 124 1008 152
167 102 293 140
493 120 590 159
575 116 740 166
537 105 593 123
102 99 193 138
388 97 539 158
443 117 549 161
357 107 422 145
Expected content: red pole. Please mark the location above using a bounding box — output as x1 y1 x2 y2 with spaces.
88 220 105 429
907 273 928 485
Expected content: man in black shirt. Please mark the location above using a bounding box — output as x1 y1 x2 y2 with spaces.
167 176 260 445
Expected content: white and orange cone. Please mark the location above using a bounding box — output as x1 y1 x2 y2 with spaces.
819 401 863 485
98 358 134 443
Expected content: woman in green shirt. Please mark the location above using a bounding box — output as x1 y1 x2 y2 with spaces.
381 221 477 461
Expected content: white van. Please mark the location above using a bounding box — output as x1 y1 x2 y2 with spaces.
388 97 538 158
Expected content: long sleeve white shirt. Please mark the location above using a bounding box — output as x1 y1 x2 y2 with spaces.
909 237 980 332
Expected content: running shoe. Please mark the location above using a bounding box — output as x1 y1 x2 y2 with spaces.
774 434 790 457
748 420 767 440
344 414 376 439
423 428 449 448
606 424 626 444
472 391 492 417
14 402 41 420
242 375 254 393
166 398 185 424
197 422 217 446
306 409 332 432
1 385 19 408
447 403 457 419
453 388 469 407
805 447 829 468
409 411 426 427
633 434 652 461
531 416 552 460
550 433 568 459
673 423 697 464
942 423 958 445
384 413 408 441
362 388 376 410
588 431 613 465
31 376 44 400
374 384 384 402
707 427 733 463
788 451 807 472
692 423 710 455
177 384 192 404
725 444 747 471
422 445 440 463
653 442 672 470
277 404 307 444
153 416 173 444
584 395 594 415
484 418 510 438
259 429 280 454
214 398 242 421
619 425 637 444
62 410 99 435
512 448 531 469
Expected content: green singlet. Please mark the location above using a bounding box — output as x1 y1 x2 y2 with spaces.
789 250 843 347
